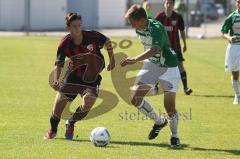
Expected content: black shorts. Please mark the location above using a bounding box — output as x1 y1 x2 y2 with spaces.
59 74 101 101
175 50 185 62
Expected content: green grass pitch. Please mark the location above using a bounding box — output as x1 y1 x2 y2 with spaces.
0 36 240 159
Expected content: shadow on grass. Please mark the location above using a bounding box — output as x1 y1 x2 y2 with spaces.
55 138 119 148
110 140 189 150
55 138 188 150
55 138 240 155
191 147 240 156
192 94 234 98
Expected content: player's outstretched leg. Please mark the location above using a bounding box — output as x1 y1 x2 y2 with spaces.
65 92 96 140
65 105 90 140
130 84 168 140
44 114 59 140
44 93 69 140
148 116 168 140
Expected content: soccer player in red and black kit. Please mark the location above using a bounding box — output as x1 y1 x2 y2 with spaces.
44 13 115 140
155 0 192 95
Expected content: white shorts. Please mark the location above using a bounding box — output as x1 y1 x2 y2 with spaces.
225 43 240 72
134 60 181 92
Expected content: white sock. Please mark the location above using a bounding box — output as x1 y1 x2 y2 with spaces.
137 100 165 125
169 112 179 138
231 78 240 95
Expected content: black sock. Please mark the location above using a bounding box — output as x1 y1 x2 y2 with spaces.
50 115 60 133
180 71 188 90
68 106 89 125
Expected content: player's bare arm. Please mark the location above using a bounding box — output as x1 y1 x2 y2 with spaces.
104 39 115 71
120 45 160 67
222 33 237 43
180 30 187 52
52 65 62 90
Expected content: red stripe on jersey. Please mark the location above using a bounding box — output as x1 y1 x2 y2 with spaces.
75 47 82 76
59 34 71 47
65 48 71 57
174 26 179 51
155 12 182 52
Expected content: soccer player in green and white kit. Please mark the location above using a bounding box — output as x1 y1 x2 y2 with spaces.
221 0 240 104
121 5 181 147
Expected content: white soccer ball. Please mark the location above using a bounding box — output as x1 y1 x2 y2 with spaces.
90 127 111 147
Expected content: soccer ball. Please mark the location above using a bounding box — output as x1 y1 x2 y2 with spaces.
90 127 111 147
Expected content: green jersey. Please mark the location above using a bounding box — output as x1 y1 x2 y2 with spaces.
221 10 240 44
136 19 178 67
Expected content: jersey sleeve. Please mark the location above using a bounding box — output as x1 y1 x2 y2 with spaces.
178 14 185 31
55 43 66 67
93 31 108 48
151 23 169 50
221 16 232 34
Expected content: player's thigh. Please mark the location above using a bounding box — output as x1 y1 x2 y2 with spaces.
59 74 81 101
52 92 71 117
158 67 181 93
81 87 98 110
134 61 159 86
225 44 240 72
53 92 70 107
130 82 152 106
132 61 159 105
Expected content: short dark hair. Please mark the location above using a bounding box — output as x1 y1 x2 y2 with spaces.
125 4 147 20
165 0 175 4
65 13 82 26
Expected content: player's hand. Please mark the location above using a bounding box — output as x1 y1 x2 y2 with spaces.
183 45 187 53
120 57 137 67
52 80 60 91
229 36 237 43
107 58 115 71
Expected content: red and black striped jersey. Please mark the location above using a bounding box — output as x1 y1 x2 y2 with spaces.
155 11 184 53
55 30 107 79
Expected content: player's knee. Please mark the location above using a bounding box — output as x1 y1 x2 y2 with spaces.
178 64 185 72
83 93 97 110
57 93 70 102
130 96 142 107
232 71 239 80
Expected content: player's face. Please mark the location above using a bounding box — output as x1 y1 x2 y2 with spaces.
164 0 174 11
128 18 147 30
67 20 82 36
